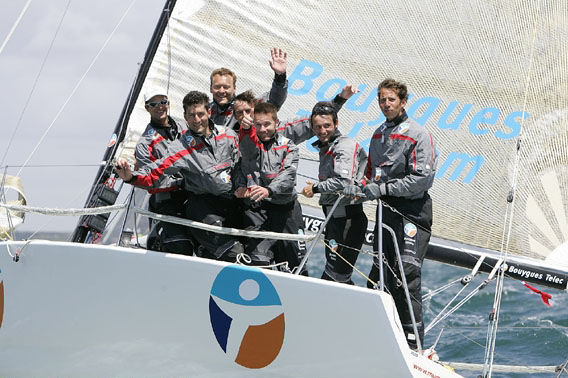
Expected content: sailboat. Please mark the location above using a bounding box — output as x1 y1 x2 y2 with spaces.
1 0 568 376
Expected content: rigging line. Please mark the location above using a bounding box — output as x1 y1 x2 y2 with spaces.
486 3 544 376
165 3 172 94
0 0 71 168
0 0 33 56
16 0 139 177
1 163 102 169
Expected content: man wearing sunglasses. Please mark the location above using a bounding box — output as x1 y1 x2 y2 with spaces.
115 89 194 256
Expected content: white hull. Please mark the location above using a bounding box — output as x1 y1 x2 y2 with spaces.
0 241 460 377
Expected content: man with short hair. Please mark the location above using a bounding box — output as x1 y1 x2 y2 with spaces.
300 102 368 285
235 102 306 270
115 89 193 255
117 91 243 261
210 48 288 131
345 78 437 350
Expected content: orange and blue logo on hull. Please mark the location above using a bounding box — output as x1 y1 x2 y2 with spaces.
209 265 285 369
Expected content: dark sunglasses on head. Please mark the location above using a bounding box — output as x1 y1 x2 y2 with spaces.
147 99 169 108
312 104 336 114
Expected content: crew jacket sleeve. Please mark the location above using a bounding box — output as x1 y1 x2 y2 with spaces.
129 140 186 190
386 130 437 197
277 117 313 145
316 141 363 193
266 141 299 196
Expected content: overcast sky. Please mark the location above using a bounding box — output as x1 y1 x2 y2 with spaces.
0 1 166 233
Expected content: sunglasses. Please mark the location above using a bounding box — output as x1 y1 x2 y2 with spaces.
147 99 169 108
312 104 336 114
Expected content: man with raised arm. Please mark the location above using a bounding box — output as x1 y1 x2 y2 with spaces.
116 91 244 261
115 89 194 255
210 48 288 131
300 102 368 285
345 78 437 350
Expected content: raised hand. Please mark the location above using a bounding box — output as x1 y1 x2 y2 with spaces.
269 47 287 75
339 84 360 100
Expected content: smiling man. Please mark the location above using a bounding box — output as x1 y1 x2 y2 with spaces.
345 78 438 350
115 88 193 255
118 91 243 261
209 48 288 131
300 102 368 285
235 102 306 272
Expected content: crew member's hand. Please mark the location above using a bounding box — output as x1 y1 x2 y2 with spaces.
249 185 269 202
301 180 315 198
269 48 287 75
241 114 254 130
234 187 249 198
362 182 383 200
339 84 359 100
343 184 363 199
115 159 133 182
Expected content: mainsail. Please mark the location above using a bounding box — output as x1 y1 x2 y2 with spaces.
80 0 568 266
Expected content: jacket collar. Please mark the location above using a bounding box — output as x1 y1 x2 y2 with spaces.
311 128 342 150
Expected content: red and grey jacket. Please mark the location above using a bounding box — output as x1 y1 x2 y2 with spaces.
130 120 240 198
366 110 437 200
210 73 288 131
311 130 368 206
134 116 186 194
237 126 299 205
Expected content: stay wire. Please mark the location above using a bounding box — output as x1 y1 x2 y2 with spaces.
0 0 33 56
0 0 72 168
16 0 138 176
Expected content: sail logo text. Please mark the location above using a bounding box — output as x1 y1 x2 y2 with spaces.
209 265 285 369
289 59 531 184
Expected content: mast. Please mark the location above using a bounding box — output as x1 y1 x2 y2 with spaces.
72 0 178 243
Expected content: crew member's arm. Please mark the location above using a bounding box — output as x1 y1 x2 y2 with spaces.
314 142 367 194
277 85 359 145
266 47 288 110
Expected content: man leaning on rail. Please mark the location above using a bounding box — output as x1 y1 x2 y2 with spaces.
344 78 437 350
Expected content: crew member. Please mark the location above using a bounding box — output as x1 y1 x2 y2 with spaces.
345 78 437 349
117 91 243 261
210 48 288 131
115 89 194 255
235 102 306 271
301 102 368 285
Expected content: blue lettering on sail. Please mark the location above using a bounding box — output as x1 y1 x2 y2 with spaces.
288 59 323 96
436 152 485 183
287 59 529 184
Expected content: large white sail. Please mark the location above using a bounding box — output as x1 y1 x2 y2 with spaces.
114 0 568 262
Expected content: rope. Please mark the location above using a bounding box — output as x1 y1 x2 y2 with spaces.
484 3 544 375
134 207 316 242
0 203 126 216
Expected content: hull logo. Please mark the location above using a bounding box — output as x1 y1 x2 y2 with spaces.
209 265 285 369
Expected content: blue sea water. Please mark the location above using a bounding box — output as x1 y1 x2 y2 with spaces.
305 248 568 378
